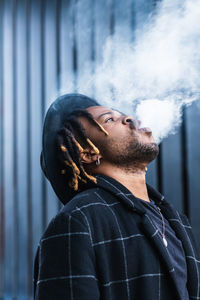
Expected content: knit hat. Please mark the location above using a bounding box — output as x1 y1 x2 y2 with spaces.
40 93 100 205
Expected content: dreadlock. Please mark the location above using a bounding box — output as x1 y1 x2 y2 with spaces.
56 109 109 192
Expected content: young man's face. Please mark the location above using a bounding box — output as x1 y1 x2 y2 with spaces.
79 106 159 168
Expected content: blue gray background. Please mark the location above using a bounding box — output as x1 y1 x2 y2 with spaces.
0 0 199 299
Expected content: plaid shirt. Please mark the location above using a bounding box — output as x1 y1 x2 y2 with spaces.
34 175 200 300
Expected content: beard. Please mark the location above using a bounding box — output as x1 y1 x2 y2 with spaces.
99 136 159 169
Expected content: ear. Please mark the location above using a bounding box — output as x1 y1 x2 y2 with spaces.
80 148 102 165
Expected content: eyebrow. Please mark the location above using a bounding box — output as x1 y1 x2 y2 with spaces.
112 108 126 116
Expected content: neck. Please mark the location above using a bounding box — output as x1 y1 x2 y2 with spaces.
96 162 150 202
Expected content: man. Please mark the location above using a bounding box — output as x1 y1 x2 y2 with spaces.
34 93 200 300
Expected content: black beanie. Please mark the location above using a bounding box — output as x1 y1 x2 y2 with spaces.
40 93 100 205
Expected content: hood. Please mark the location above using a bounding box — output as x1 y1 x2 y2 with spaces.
40 93 100 205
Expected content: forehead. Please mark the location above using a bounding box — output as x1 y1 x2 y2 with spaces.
86 106 122 118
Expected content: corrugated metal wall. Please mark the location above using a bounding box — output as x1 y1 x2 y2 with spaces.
0 0 199 299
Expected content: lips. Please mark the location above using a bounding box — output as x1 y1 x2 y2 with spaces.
129 121 152 134
138 127 152 133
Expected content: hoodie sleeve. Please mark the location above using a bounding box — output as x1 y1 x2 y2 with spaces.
34 211 100 300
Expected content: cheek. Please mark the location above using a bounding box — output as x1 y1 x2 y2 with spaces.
84 125 104 143
105 125 133 137
89 135 107 150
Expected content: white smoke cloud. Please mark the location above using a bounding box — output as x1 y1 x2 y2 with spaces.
135 99 183 142
64 0 200 143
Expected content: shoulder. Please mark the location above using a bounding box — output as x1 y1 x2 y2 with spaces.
61 186 119 216
62 187 104 211
42 187 118 239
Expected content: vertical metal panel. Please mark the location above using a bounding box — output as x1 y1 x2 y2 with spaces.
94 0 110 65
186 102 200 248
25 0 33 297
72 0 78 89
108 0 115 35
56 0 62 212
157 144 163 193
44 0 61 223
56 0 61 94
0 0 5 298
114 0 132 39
181 108 190 217
60 0 75 92
30 0 43 280
162 132 183 212
1 0 200 298
40 0 48 231
16 0 29 298
4 0 15 297
134 0 152 34
94 0 110 100
146 159 158 189
76 0 94 94
12 0 20 298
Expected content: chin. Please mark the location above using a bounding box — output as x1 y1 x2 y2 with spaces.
142 142 159 160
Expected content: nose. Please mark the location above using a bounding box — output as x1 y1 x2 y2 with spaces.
122 116 141 129
122 115 134 125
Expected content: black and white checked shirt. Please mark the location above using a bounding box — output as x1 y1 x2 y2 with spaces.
34 174 200 300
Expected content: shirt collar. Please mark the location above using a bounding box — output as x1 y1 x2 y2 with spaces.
95 174 165 215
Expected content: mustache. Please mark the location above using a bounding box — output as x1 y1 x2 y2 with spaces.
129 120 140 130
